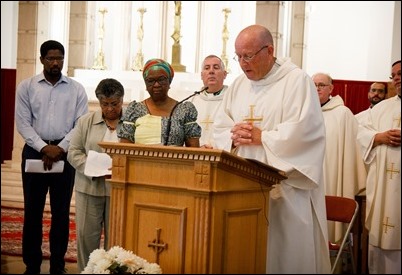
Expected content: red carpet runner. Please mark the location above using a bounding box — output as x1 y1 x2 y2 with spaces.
1 206 77 262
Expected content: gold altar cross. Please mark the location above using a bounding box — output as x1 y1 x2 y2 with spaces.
386 162 400 180
382 217 395 233
201 115 213 130
148 228 168 264
393 115 401 128
243 105 263 125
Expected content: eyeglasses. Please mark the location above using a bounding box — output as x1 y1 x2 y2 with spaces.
44 56 64 63
233 45 268 62
370 88 385 93
100 100 122 109
315 83 330 89
145 76 169 86
389 71 401 80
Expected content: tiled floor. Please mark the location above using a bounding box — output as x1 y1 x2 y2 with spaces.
1 255 79 274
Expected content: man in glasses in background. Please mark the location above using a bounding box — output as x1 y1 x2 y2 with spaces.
311 72 366 256
355 82 387 124
213 24 331 273
15 40 88 274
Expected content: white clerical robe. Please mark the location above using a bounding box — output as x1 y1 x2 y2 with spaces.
357 95 401 272
190 86 227 147
321 95 367 242
213 58 331 274
355 107 370 125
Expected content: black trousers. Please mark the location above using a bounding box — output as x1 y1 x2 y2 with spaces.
21 144 75 272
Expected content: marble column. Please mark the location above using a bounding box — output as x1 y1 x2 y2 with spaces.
255 1 306 69
68 1 93 76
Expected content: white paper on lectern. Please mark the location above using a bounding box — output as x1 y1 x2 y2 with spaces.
84 150 112 177
25 159 64 173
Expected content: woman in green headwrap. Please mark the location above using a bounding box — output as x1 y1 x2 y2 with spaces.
118 58 201 147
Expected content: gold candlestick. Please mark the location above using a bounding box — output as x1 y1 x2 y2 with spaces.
221 8 231 73
92 7 108 70
171 1 186 72
132 7 147 71
171 1 182 45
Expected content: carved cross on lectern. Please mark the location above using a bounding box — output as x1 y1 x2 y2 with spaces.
148 228 168 263
243 105 263 125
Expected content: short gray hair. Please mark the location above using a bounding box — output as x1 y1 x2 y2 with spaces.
95 78 125 100
201 55 225 71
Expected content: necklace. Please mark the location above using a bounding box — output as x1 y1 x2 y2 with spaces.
103 112 122 131
104 118 117 131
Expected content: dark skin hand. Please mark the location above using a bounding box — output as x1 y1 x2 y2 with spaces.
41 145 65 170
373 128 401 148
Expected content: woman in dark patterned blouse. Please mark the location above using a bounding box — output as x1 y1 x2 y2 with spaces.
118 58 201 147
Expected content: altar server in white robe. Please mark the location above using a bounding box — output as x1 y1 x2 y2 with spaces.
213 24 331 274
357 60 401 274
312 72 367 243
190 55 228 148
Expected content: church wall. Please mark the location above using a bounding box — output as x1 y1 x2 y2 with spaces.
305 1 398 82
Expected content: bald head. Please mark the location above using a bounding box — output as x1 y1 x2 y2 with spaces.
236 25 274 48
234 25 276 81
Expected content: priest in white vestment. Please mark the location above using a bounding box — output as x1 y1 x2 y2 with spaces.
190 55 228 148
357 60 401 274
355 82 387 124
213 25 331 274
312 73 367 243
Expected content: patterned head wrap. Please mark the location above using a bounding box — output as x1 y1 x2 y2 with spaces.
142 59 175 84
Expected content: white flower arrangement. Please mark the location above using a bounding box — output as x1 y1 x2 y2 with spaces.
81 246 162 274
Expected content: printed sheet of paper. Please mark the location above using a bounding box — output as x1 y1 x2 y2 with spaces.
84 150 112 177
25 159 64 173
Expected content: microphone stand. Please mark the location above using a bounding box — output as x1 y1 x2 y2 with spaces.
164 87 208 146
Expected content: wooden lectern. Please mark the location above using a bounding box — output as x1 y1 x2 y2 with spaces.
99 142 287 274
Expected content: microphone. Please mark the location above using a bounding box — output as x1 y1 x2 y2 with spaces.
164 87 208 146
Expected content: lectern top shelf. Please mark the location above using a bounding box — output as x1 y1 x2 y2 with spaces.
99 142 287 188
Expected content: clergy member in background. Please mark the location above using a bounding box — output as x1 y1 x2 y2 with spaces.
357 60 401 274
355 82 387 124
312 72 367 244
67 78 125 272
190 55 228 148
213 24 331 274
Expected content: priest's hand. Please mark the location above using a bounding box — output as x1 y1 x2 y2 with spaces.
374 128 401 147
231 122 262 147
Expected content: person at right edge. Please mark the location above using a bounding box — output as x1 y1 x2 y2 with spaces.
357 60 401 274
213 24 331 273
